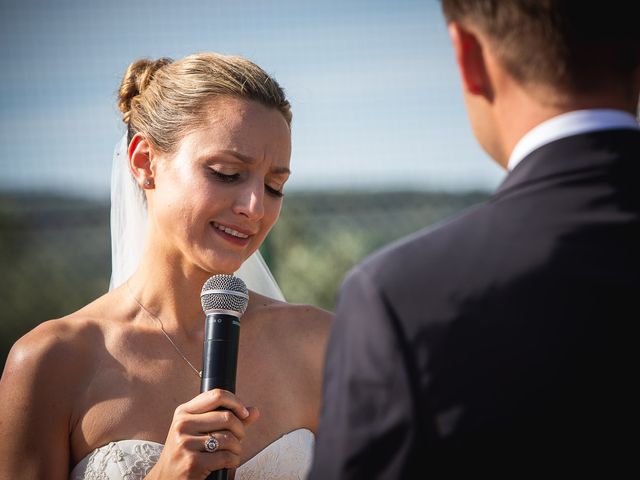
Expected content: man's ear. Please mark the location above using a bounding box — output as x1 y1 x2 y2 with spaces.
128 133 155 189
448 22 492 98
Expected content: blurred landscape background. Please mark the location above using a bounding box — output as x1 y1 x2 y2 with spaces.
1 0 503 369
0 189 489 368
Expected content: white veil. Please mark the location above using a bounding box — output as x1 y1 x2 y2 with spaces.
109 134 285 301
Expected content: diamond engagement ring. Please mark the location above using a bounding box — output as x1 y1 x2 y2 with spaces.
204 434 219 453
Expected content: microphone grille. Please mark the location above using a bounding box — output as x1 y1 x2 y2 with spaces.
200 274 249 316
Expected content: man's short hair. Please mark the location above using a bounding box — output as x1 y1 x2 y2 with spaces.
440 0 640 95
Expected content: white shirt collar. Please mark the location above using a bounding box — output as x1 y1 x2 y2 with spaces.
508 109 639 171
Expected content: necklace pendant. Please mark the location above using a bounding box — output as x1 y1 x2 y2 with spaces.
198 371 202 378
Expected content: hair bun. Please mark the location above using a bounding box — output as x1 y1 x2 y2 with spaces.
118 57 173 124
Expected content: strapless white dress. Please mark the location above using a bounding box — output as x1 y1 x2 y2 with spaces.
70 428 314 480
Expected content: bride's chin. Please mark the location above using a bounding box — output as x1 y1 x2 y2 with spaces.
202 258 245 276
197 247 257 276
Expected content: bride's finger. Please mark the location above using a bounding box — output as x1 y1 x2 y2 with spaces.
196 431 246 474
169 431 241 456
198 449 242 473
199 431 241 456
176 409 247 440
174 406 259 443
179 388 249 418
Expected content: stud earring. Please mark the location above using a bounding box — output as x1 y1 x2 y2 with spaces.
143 178 153 188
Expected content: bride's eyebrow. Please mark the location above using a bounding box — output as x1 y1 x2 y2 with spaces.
216 149 291 175
219 149 255 164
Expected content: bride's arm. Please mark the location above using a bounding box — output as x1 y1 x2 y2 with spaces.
0 320 81 479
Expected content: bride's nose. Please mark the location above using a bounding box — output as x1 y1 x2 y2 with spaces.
233 180 265 221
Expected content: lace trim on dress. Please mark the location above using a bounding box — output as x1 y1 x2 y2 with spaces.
70 428 314 480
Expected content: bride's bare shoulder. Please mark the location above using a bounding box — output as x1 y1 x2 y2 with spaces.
1 291 123 386
245 292 333 359
0 291 129 469
243 293 333 427
247 291 332 331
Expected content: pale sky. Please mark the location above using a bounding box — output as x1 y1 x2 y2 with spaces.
0 0 505 198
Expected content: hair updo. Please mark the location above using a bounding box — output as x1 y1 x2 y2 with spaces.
117 52 292 153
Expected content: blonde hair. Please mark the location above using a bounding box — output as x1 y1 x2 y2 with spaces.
117 52 292 152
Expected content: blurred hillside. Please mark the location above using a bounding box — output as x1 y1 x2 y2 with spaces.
0 189 489 369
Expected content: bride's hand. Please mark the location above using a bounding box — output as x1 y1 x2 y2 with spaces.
146 388 260 480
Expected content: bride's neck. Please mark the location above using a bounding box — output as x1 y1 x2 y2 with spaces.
127 255 210 338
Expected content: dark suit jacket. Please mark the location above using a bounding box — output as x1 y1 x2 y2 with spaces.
309 129 640 478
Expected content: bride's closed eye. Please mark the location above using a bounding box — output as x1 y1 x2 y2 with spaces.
210 169 240 183
211 169 284 198
266 184 284 198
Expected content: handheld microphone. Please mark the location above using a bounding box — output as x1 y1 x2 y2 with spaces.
200 274 249 480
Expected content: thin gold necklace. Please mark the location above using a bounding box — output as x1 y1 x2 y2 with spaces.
126 280 202 378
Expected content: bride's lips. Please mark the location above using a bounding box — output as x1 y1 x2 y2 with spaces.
210 221 255 246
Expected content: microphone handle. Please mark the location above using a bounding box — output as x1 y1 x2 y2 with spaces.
208 471 227 480
201 313 241 480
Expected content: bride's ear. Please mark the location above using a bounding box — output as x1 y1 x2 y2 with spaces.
128 133 155 189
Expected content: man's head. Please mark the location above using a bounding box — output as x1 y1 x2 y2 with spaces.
441 0 640 165
441 0 639 102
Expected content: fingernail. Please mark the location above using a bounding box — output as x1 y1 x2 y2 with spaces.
242 407 249 418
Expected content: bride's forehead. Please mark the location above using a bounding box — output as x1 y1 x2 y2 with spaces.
203 102 288 139
173 107 290 156
177 122 289 154
166 129 290 172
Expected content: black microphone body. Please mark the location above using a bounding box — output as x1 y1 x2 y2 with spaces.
201 313 240 480
200 313 240 394
199 274 249 480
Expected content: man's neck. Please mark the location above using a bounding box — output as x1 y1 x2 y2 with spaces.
491 82 638 169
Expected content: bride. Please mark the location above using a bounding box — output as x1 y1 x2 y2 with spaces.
0 53 332 479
